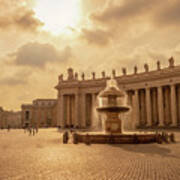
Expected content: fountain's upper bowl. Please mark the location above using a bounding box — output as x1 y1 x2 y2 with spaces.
99 86 125 98
97 78 130 114
97 105 130 113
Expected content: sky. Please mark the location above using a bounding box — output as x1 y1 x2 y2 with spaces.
0 0 180 110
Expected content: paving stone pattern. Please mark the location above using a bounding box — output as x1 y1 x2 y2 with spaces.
0 129 180 180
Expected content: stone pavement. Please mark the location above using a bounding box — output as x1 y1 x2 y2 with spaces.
0 128 180 180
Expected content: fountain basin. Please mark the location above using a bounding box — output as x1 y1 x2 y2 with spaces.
72 132 162 144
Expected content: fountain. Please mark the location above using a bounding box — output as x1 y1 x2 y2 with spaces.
72 78 175 144
97 78 130 134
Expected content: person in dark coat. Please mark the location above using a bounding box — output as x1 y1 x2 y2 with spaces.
63 131 69 144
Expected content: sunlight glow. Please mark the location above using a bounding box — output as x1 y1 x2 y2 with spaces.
33 0 81 35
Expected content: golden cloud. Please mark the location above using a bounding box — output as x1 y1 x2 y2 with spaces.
0 0 43 32
9 42 72 68
80 28 112 46
81 0 180 46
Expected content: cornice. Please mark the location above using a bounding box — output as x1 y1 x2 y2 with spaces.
55 65 180 90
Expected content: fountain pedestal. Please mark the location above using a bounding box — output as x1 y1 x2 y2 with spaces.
96 79 130 134
105 112 122 133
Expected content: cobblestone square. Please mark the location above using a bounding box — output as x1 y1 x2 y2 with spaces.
0 129 180 180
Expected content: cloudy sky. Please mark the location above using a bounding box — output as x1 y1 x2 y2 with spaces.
0 0 180 110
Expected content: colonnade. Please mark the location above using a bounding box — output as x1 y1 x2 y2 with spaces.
58 93 99 128
57 84 180 128
131 84 180 128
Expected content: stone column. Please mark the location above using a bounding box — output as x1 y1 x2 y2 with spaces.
56 99 60 126
177 86 180 125
66 96 70 126
140 90 146 126
126 91 133 130
81 93 86 128
157 86 164 126
74 93 79 127
71 95 75 126
146 88 152 127
164 87 171 125
170 84 177 126
60 94 65 127
127 92 131 105
134 89 140 127
91 93 98 128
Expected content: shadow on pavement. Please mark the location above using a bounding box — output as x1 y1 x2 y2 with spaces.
110 143 180 159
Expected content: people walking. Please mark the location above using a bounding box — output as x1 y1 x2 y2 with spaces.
7 125 10 132
63 131 69 144
32 127 35 136
35 126 38 134
28 127 32 136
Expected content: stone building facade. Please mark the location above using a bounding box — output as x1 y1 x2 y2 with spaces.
55 57 180 129
21 99 57 127
0 107 21 128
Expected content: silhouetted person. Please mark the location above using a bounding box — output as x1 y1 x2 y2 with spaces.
32 127 36 136
63 131 69 144
24 125 28 133
36 127 38 133
28 127 32 136
7 125 10 132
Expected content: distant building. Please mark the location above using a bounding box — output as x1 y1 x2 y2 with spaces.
21 57 180 129
21 99 57 127
0 107 21 129
6 111 21 128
